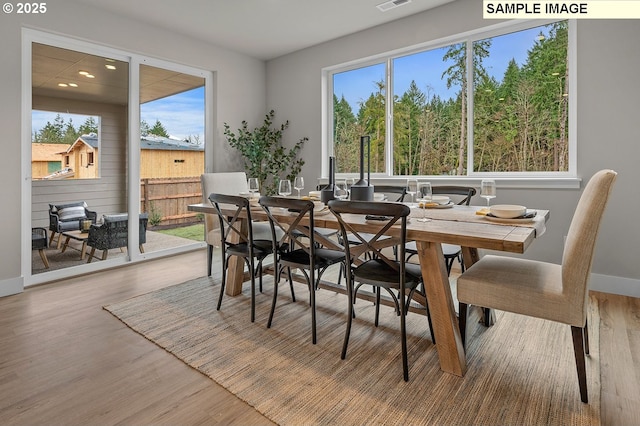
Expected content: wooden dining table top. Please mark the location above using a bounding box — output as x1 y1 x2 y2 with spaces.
188 200 549 377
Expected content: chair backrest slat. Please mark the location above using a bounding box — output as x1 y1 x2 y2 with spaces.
259 196 316 259
208 193 253 248
329 200 410 272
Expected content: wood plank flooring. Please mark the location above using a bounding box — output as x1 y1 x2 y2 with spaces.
0 249 638 425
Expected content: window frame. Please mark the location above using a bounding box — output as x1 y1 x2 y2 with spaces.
323 19 577 186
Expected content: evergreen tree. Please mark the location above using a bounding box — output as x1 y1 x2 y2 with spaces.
149 119 170 137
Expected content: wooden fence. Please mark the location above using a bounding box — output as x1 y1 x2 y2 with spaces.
140 177 203 227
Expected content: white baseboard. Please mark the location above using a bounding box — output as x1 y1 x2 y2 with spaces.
590 273 640 298
0 276 24 298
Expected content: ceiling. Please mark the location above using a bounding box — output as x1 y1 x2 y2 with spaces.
72 0 456 60
32 43 205 105
35 0 455 105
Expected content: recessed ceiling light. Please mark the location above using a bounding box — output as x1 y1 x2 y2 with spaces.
85 74 95 78
105 64 116 70
78 70 89 75
68 83 78 87
58 83 68 87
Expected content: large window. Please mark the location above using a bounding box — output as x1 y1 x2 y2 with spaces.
328 20 573 178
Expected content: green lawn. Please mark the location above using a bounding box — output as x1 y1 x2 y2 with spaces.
156 223 205 241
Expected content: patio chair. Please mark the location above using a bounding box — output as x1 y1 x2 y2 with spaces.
32 227 49 269
49 201 97 248
86 213 148 262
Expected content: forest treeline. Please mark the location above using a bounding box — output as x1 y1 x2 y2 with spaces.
334 21 568 175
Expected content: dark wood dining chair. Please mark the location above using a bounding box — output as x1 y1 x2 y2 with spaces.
209 193 275 323
457 169 617 403
329 200 434 381
259 196 345 344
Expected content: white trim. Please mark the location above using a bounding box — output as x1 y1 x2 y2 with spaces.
323 176 581 189
0 277 23 298
590 273 640 298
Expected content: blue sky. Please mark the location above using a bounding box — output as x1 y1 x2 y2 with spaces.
334 24 550 114
32 86 205 142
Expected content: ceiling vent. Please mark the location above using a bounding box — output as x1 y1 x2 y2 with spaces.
376 0 412 12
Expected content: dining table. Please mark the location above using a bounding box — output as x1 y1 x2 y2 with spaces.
188 200 549 377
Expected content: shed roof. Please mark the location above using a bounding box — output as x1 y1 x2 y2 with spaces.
31 143 68 161
141 135 204 151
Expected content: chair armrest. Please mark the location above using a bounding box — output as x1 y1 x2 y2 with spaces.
49 212 61 231
85 209 98 222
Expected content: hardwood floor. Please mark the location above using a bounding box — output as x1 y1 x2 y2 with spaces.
0 250 638 425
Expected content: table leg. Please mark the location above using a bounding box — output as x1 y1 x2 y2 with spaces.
225 218 248 296
61 236 71 253
416 241 466 376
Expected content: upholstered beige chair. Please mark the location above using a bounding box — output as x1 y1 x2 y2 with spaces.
457 169 617 403
201 172 274 276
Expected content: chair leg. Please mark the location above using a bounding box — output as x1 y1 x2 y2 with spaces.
310 272 317 344
207 244 214 276
217 255 228 311
267 265 281 328
571 325 589 403
459 302 468 350
38 249 50 269
584 318 590 355
374 288 381 327
341 276 354 360
399 290 409 382
249 257 256 323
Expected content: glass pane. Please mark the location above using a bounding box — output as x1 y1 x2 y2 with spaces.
393 44 465 176
139 64 205 253
31 42 129 275
332 63 386 174
473 21 569 172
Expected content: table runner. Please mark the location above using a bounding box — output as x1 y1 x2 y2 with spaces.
409 204 547 237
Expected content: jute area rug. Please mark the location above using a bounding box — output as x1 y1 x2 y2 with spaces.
104 275 601 425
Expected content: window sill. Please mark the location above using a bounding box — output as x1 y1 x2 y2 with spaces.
322 176 582 190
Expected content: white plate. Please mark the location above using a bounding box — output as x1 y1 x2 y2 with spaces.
484 212 537 224
423 201 454 209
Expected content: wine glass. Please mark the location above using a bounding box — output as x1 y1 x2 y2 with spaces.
278 179 292 197
406 178 418 205
415 181 432 222
481 179 497 207
247 178 259 197
294 176 305 198
334 180 349 200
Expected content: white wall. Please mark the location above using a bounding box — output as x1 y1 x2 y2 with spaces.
0 0 266 296
266 0 640 296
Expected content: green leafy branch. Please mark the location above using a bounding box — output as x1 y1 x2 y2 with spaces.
224 110 306 195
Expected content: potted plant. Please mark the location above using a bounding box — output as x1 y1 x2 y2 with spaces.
224 110 306 196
